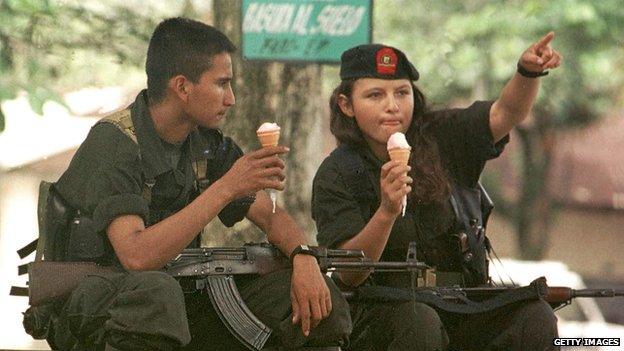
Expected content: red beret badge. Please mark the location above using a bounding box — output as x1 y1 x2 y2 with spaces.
376 47 398 75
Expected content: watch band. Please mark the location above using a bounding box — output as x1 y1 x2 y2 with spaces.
290 245 318 262
517 62 548 78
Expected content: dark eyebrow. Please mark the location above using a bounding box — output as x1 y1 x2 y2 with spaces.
361 87 383 94
217 76 232 83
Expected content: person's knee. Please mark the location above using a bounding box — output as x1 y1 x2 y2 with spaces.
517 300 558 338
105 271 191 347
123 271 186 312
386 302 448 350
393 302 443 330
67 272 125 314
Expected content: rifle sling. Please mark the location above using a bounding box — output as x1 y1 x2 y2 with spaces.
352 278 546 315
204 275 272 351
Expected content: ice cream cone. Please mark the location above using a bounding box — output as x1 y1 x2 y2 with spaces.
388 148 411 165
388 147 411 217
256 130 280 148
256 124 281 213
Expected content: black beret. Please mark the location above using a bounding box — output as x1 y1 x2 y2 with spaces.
339 44 419 81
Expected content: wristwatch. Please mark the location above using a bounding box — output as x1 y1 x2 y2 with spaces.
290 245 318 262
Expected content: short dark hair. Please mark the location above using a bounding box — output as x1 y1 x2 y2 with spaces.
146 17 236 103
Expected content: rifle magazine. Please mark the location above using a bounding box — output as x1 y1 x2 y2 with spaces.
205 275 272 351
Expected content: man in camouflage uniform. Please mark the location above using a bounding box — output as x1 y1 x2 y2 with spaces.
46 17 351 350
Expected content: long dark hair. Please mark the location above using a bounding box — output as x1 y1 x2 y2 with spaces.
329 79 450 205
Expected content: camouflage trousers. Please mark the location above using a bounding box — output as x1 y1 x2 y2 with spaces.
47 269 351 350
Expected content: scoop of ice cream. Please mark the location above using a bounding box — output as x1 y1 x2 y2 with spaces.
257 122 281 133
387 132 411 150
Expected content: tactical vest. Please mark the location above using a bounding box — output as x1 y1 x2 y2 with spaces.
332 143 493 287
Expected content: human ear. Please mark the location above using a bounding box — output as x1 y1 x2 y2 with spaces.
337 94 355 118
170 75 191 102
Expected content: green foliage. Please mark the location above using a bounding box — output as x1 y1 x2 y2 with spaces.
374 0 624 128
0 0 201 124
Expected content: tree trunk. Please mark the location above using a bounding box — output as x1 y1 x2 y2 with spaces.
203 0 323 246
515 123 557 260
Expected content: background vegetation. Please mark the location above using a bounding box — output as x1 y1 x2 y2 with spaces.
1 0 623 258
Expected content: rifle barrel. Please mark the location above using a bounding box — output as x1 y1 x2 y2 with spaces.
325 261 429 271
572 289 624 298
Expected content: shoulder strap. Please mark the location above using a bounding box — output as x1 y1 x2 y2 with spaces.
98 108 153 202
332 144 377 218
99 108 137 144
191 159 208 189
478 182 494 229
190 128 225 191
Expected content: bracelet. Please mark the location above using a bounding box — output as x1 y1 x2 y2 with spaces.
517 62 548 78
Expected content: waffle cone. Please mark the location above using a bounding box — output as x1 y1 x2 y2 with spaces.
388 148 411 165
256 130 280 147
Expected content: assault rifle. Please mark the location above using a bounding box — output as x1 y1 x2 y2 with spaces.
164 242 429 350
18 243 624 351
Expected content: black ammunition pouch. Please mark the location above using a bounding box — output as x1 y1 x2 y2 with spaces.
43 184 74 262
449 182 493 287
44 184 106 263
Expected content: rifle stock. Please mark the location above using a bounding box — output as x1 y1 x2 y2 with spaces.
27 261 118 306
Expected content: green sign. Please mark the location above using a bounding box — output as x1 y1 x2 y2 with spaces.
242 0 372 63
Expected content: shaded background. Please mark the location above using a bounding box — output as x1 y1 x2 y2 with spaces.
1 0 623 349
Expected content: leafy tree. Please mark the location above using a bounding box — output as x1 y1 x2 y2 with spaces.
374 0 624 259
0 0 200 131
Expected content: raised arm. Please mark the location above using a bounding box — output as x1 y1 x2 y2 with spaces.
490 32 562 142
